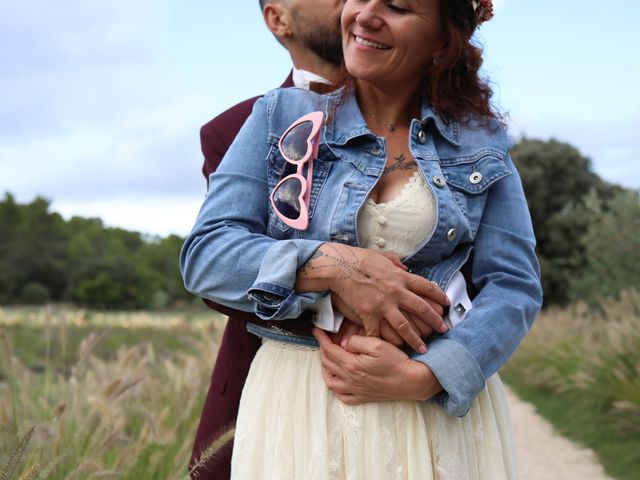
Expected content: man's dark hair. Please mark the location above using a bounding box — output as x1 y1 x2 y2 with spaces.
259 0 269 9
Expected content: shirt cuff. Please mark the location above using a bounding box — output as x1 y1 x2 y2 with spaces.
411 338 486 417
308 294 344 333
247 239 325 320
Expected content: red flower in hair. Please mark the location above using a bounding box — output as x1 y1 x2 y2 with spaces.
472 0 494 24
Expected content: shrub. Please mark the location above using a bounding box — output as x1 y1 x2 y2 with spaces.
570 190 640 303
19 282 50 305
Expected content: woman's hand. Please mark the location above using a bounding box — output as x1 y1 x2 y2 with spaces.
313 328 443 404
331 306 436 349
296 243 449 353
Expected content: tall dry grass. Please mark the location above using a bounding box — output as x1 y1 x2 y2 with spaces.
4 295 639 478
0 307 224 480
505 290 640 427
503 289 640 478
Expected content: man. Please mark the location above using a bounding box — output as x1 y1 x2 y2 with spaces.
189 1 343 478
200 0 342 181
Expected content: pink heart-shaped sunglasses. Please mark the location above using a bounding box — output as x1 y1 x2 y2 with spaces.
270 111 324 230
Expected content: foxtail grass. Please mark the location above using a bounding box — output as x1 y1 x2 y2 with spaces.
188 426 235 479
1 425 34 480
0 307 223 479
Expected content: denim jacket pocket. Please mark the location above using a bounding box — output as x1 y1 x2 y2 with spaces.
266 137 335 237
440 151 511 236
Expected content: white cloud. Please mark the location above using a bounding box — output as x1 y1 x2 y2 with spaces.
509 111 640 189
0 97 208 199
0 2 292 236
0 0 171 132
54 195 204 237
0 0 212 215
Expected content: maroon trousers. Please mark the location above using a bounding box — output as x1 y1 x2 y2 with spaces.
190 318 261 479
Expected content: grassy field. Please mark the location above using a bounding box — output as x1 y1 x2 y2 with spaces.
502 290 640 480
2 298 639 479
0 306 223 480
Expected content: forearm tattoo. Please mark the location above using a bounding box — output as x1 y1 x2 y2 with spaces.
298 244 371 280
383 153 416 175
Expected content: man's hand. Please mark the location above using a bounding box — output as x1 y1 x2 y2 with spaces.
313 328 443 405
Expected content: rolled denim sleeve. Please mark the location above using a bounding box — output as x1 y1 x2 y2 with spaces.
412 153 543 416
248 240 326 320
414 339 485 417
180 94 325 319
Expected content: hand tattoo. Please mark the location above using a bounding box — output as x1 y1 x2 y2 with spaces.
298 244 371 280
298 249 325 276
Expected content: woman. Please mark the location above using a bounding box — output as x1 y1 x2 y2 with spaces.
181 0 542 478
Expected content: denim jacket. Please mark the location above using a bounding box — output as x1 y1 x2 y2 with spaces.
180 87 543 416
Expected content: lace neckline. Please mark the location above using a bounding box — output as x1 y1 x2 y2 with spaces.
366 170 423 209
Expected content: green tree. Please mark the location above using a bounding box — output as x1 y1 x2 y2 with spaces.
511 139 621 305
19 281 51 304
69 259 158 309
0 193 24 302
570 190 640 302
136 235 192 306
0 195 180 309
0 194 70 302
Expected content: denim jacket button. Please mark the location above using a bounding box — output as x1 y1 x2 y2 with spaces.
447 228 457 241
470 171 483 184
433 175 446 187
417 130 427 144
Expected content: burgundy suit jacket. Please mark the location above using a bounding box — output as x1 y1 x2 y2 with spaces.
189 74 294 480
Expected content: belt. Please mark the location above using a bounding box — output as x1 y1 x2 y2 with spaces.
251 314 314 337
203 298 315 337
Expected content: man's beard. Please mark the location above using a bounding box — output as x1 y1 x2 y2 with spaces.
292 13 343 67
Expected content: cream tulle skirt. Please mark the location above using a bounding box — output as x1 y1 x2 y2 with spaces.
231 340 517 480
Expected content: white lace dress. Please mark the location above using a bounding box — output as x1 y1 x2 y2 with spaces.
231 171 517 479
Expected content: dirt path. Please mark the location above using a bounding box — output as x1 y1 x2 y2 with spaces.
505 386 613 480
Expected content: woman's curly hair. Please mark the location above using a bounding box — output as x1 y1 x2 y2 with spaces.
428 0 499 125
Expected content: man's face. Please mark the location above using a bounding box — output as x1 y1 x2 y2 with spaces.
289 0 343 66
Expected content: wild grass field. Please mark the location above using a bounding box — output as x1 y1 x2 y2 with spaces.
0 306 222 480
1 297 639 480
502 290 640 480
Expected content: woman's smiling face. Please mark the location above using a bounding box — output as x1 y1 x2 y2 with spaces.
341 0 442 90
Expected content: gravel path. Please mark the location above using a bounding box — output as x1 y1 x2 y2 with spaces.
505 386 614 480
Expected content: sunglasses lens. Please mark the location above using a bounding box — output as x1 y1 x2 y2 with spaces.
281 120 314 161
273 177 303 219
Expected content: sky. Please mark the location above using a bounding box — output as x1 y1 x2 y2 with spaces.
1 0 639 237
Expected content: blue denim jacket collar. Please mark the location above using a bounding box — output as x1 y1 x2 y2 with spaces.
323 87 460 148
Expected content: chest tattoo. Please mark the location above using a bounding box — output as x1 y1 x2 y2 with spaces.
383 153 416 175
